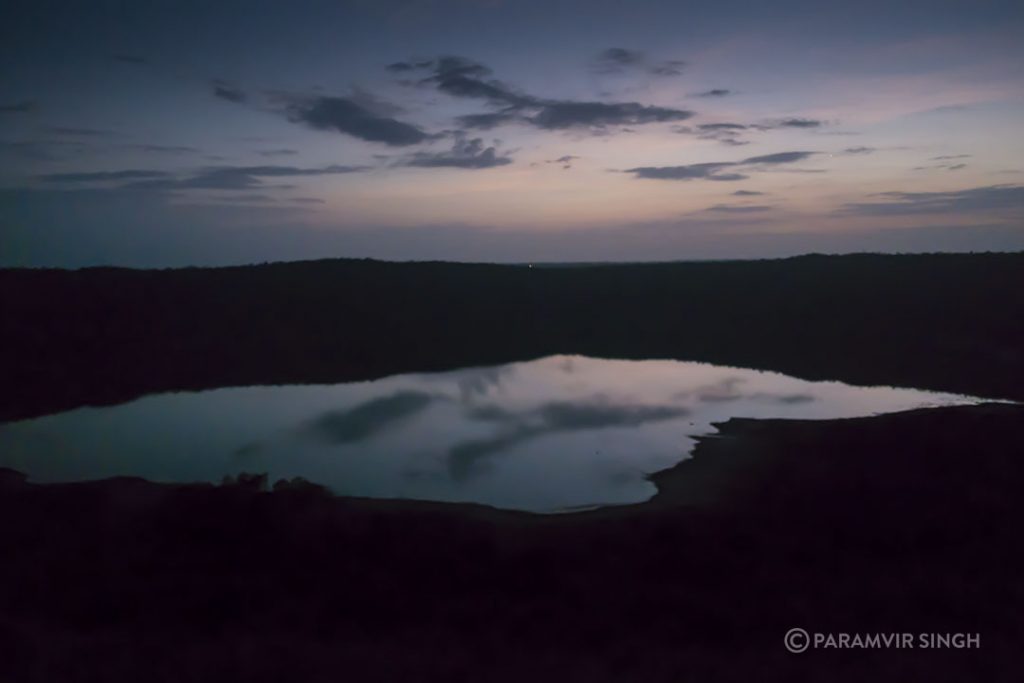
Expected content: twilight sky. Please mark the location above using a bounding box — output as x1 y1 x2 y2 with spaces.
2 0 1023 267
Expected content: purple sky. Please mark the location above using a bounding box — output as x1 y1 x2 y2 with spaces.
2 0 1023 266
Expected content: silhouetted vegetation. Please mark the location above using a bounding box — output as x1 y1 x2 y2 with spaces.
1 402 1021 682
2 252 1022 421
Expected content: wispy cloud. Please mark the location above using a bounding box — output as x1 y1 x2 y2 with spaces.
403 134 512 169
837 185 1024 216
40 165 369 191
257 148 299 157
212 79 247 104
394 54 693 133
40 169 172 183
693 89 732 98
626 151 816 181
592 48 685 76
772 117 825 128
531 101 693 129
704 204 774 213
744 151 816 164
284 95 431 146
625 163 748 181
695 122 749 146
545 155 579 169
127 144 201 154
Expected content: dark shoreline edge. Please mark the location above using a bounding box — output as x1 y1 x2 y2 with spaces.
2 401 1023 681
2 400 1011 520
3 252 1023 422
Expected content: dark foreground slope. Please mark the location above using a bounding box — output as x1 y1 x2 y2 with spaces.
2 252 1023 421
1 402 1022 682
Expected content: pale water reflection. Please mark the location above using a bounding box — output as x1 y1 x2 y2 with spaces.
0 356 987 512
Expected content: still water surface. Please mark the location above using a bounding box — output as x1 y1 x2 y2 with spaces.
0 355 985 511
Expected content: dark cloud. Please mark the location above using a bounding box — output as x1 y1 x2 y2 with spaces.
40 170 171 183
257 148 299 157
844 146 876 154
212 80 247 104
432 55 491 79
128 144 201 154
627 151 815 181
417 56 534 109
197 193 277 204
286 96 431 146
289 197 325 204
698 123 747 131
546 154 579 169
732 190 765 196
649 60 686 76
347 86 406 118
767 168 828 174
774 118 824 128
767 393 816 404
626 163 747 181
441 78 530 107
414 54 691 133
593 48 684 76
915 156 974 171
304 392 434 445
680 119 823 146
705 204 774 213
530 101 692 129
43 165 367 191
456 111 521 130
125 174 259 191
206 165 367 177
404 134 512 169
696 122 749 146
837 185 1024 216
0 101 36 113
694 89 732 97
383 59 439 75
538 401 685 429
743 151 816 164
594 47 645 73
431 65 532 108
